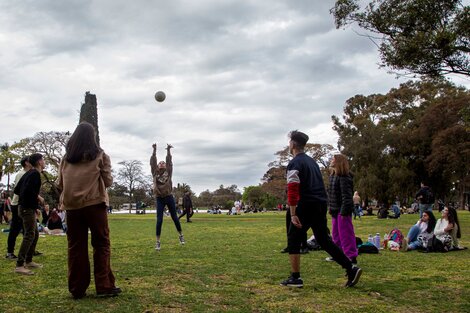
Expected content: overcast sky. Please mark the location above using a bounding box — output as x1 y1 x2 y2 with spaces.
1 0 468 194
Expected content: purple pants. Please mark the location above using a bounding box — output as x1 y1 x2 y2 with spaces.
331 214 358 260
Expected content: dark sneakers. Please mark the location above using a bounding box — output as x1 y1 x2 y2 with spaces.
97 287 122 297
346 267 362 287
280 275 304 288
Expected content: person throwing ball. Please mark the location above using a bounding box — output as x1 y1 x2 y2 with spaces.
150 143 185 251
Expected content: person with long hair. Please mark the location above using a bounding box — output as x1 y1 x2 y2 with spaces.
402 210 436 251
447 207 462 249
433 207 457 251
150 143 185 251
56 122 120 299
44 209 64 235
327 154 359 265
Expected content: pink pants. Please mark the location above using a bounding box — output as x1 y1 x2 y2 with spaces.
331 214 358 260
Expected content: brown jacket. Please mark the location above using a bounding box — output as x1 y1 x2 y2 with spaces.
150 149 173 198
57 151 113 210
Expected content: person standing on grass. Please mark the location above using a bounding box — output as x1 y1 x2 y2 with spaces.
416 181 434 217
280 130 362 288
327 154 359 265
14 153 45 275
56 122 120 299
150 142 185 251
5 156 31 260
178 191 194 223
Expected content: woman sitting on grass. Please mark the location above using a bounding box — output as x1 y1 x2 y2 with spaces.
433 207 458 251
402 210 436 251
44 209 64 235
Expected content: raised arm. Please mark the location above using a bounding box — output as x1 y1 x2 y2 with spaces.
166 144 173 176
150 143 157 177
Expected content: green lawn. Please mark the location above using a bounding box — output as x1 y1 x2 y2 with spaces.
1 210 469 313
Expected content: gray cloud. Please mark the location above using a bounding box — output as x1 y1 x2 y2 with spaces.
3 0 465 194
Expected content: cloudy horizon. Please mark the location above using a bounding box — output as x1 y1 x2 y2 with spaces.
1 0 469 195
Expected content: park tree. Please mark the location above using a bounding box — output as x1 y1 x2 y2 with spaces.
196 189 213 207
242 186 265 208
117 160 146 212
333 79 470 208
331 0 470 78
79 91 100 146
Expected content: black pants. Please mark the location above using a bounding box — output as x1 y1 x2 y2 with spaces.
178 207 193 221
287 201 352 270
285 210 307 249
7 205 23 254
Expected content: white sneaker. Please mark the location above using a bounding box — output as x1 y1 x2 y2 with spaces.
15 266 34 275
179 235 185 245
155 241 161 251
26 261 43 269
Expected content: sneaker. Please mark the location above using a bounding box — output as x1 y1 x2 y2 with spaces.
401 238 409 251
179 234 185 245
280 275 303 288
5 253 18 260
33 251 43 256
15 266 34 275
155 241 161 251
325 257 336 262
345 266 362 287
97 287 122 297
280 247 289 253
26 261 43 269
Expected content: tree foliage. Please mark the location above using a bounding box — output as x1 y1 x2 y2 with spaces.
331 0 470 78
79 91 100 146
333 79 470 208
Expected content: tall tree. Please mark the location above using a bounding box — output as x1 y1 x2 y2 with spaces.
117 160 145 212
79 91 100 146
331 0 470 78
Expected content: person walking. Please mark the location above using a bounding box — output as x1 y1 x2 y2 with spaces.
56 122 120 299
5 156 31 260
14 153 45 275
178 191 194 223
280 130 362 288
327 154 359 265
150 143 185 251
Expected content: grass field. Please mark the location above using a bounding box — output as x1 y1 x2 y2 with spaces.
1 210 469 313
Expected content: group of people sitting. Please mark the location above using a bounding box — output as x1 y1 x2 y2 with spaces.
402 206 463 252
37 204 66 235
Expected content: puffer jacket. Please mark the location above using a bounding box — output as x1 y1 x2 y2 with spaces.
327 173 354 217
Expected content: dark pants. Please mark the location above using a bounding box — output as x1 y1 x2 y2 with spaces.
66 203 116 296
156 195 182 236
16 207 39 266
285 210 307 249
7 205 23 254
178 207 193 222
287 201 352 270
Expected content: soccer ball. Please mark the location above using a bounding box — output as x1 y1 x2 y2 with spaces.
155 91 166 102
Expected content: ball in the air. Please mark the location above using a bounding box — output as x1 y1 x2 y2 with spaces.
155 91 166 102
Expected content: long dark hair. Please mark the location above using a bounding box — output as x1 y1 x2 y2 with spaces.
447 207 461 238
65 122 101 164
423 210 436 233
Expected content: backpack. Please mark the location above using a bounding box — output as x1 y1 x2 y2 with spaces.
358 242 379 254
388 228 404 246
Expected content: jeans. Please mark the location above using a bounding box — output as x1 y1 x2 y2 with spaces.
156 195 182 237
419 203 433 217
407 225 422 250
7 205 23 254
66 203 116 296
17 207 39 266
287 201 353 270
331 214 358 260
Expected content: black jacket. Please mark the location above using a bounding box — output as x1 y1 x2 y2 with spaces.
327 173 354 217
